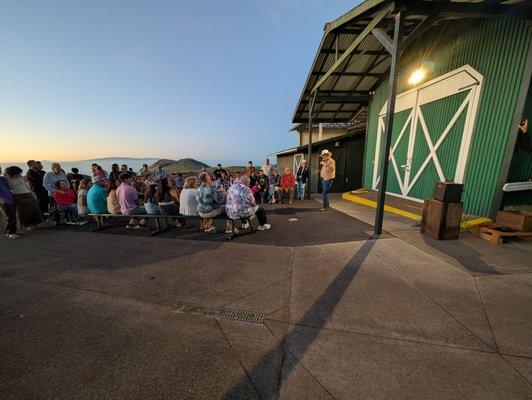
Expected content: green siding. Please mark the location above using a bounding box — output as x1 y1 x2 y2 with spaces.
409 92 468 199
504 81 532 207
363 19 532 216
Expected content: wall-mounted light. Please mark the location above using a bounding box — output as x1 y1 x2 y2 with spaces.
408 68 426 86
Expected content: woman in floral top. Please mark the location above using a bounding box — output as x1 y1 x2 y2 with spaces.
226 175 270 231
196 172 230 233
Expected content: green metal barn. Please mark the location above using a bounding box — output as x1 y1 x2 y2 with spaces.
291 0 532 228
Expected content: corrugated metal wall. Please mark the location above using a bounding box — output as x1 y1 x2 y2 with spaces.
363 19 532 216
504 81 532 207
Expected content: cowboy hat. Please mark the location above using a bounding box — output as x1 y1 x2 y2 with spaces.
320 149 332 157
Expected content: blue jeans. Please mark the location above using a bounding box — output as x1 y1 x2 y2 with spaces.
296 181 306 199
57 204 79 222
321 179 333 208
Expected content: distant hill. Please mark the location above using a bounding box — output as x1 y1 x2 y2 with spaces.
148 158 210 173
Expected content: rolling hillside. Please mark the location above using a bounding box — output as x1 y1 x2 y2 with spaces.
148 158 210 173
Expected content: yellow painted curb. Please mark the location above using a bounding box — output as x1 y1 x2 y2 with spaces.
341 192 492 230
460 217 492 230
342 192 422 221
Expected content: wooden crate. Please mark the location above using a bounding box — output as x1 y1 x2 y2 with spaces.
495 211 532 232
421 199 462 240
473 225 532 245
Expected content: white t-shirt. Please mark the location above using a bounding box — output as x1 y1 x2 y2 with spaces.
77 189 90 215
179 188 199 216
261 164 273 177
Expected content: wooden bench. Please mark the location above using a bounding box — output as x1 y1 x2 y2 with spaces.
87 213 248 240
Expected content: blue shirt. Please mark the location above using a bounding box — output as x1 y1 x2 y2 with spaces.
0 177 14 204
154 170 167 180
87 184 108 214
197 184 223 213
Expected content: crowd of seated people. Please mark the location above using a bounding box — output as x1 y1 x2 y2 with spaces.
0 158 314 240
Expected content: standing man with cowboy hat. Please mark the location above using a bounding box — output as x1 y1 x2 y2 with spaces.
319 149 335 210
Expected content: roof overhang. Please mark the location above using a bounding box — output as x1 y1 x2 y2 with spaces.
292 0 532 125
273 128 367 157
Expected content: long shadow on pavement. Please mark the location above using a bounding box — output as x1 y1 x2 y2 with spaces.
221 238 376 399
420 236 501 275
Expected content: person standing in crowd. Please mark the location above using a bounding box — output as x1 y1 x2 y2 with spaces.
214 164 227 180
90 164 99 181
174 172 185 189
120 164 129 174
96 165 109 180
90 164 108 182
106 179 121 215
109 164 120 182
128 167 136 176
53 180 87 225
296 160 309 200
139 164 150 178
0 173 21 239
77 178 92 216
280 167 296 205
43 163 70 197
268 169 281 204
257 169 269 204
67 168 84 193
248 169 258 188
179 176 199 216
319 149 335 210
197 171 229 233
4 166 42 230
116 173 145 228
154 165 167 181
26 160 48 216
261 158 273 178
226 175 270 231
245 161 254 175
220 171 231 191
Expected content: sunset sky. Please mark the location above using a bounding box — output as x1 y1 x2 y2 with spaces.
0 0 355 163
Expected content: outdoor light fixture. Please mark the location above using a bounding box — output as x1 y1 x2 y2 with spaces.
408 68 426 86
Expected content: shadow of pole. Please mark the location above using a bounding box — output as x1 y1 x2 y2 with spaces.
221 238 377 399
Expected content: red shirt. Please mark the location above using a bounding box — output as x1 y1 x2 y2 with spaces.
281 173 295 189
53 188 76 206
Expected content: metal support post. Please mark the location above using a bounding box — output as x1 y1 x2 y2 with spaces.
306 92 317 199
374 11 404 235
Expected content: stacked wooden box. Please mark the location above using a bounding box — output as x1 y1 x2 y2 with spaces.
421 199 463 240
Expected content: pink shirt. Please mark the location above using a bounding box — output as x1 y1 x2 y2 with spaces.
116 183 139 214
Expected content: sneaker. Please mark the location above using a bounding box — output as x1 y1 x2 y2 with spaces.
65 221 77 226
6 233 22 240
126 224 135 229
205 226 217 233
241 222 250 230
225 228 239 234
76 221 89 226
258 223 271 231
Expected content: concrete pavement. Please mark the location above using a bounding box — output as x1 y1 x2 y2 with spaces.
0 200 530 399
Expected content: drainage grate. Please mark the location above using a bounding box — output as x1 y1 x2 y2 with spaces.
174 302 265 324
